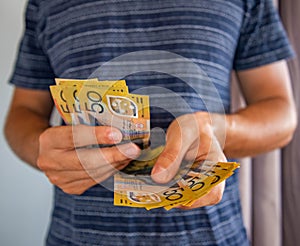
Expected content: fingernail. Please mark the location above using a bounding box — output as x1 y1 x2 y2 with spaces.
151 165 169 183
124 145 140 158
109 131 122 142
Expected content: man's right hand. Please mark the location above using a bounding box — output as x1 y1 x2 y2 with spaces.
37 125 141 195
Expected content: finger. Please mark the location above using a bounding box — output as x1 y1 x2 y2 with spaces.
40 125 122 150
76 143 140 170
58 178 98 195
178 181 226 210
45 169 91 186
38 143 140 172
73 125 123 148
45 160 129 186
151 115 199 183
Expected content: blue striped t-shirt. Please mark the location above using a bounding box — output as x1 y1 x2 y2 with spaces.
10 0 293 245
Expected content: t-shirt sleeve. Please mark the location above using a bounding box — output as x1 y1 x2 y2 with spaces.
9 0 55 90
233 0 294 71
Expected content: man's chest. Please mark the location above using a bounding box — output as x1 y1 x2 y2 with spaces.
37 0 246 77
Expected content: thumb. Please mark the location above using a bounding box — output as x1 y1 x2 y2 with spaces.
151 116 199 183
151 143 184 184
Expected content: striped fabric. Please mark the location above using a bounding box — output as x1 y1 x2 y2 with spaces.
10 0 293 245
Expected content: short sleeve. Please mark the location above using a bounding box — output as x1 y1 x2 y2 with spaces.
9 0 55 90
233 0 294 71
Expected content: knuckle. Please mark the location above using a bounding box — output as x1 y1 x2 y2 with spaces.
47 174 60 185
36 156 49 170
39 129 51 147
111 150 122 164
36 156 44 170
104 148 123 165
104 151 118 166
44 171 65 186
37 154 59 171
100 127 112 142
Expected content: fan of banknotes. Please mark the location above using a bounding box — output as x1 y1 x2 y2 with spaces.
50 78 240 210
115 145 239 210
50 78 151 147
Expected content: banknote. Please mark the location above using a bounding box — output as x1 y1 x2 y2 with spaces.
50 78 150 147
62 84 129 125
55 78 127 88
76 84 150 143
114 145 240 210
55 78 98 85
49 85 73 124
50 79 128 124
164 162 239 210
114 172 194 210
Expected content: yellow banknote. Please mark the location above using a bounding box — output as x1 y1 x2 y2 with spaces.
50 79 130 125
178 162 239 208
55 78 98 85
77 85 150 142
114 173 193 210
62 84 129 125
49 85 73 124
55 78 127 88
114 158 239 210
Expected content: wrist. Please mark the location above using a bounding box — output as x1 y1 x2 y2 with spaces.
194 111 229 150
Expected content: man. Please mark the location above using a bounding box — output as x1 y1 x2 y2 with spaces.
4 0 297 245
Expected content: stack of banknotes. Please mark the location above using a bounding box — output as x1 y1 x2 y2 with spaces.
50 78 151 148
115 145 239 210
50 78 240 210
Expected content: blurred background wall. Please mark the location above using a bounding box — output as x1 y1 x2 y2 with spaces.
0 1 53 246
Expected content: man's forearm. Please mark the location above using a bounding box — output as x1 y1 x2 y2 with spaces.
4 106 50 169
218 61 298 158
218 97 297 158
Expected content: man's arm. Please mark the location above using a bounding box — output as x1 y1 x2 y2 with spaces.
224 60 297 158
4 88 54 168
153 60 297 182
151 60 297 208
